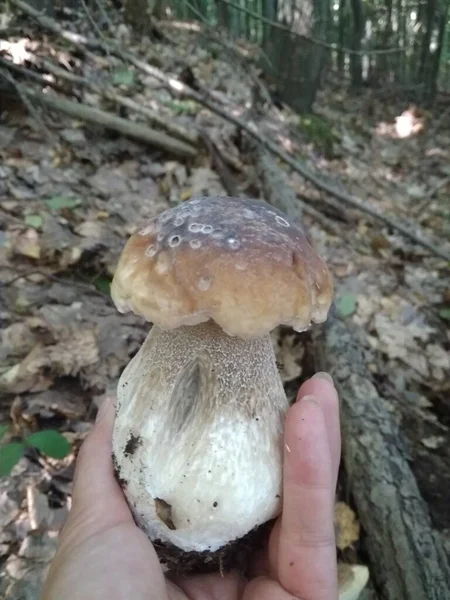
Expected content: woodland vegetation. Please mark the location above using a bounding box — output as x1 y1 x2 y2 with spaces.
0 1 449 599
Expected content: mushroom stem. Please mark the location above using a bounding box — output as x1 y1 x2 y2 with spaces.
113 321 289 552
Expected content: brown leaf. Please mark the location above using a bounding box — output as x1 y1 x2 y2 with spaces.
13 229 41 260
334 502 360 550
0 330 100 395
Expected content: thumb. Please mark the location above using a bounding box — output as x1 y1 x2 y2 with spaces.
60 397 133 548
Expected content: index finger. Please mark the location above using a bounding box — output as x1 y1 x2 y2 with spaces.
278 395 339 600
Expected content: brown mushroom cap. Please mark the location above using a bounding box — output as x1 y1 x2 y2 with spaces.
111 196 333 338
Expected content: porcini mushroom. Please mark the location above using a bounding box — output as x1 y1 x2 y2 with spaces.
110 196 333 568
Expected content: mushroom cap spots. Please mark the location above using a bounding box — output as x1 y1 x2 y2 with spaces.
111 196 333 338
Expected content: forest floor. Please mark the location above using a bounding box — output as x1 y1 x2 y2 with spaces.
1 6 450 599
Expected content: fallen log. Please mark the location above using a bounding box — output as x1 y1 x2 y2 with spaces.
21 86 197 158
314 317 450 600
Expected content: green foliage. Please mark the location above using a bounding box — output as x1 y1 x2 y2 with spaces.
168 100 198 115
297 114 338 156
439 307 450 321
25 214 44 229
45 195 82 212
0 424 9 442
0 429 72 478
27 431 72 459
337 294 357 318
94 276 111 294
0 442 26 477
112 68 135 87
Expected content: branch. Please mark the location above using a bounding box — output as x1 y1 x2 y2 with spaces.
33 55 198 146
0 68 55 143
21 86 197 158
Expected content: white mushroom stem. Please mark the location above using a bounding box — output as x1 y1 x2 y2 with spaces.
113 321 289 553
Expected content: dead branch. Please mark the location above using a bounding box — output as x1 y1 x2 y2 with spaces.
0 55 66 95
0 68 55 143
247 136 344 236
19 86 197 158
314 317 450 600
33 55 198 146
12 0 450 261
197 128 239 196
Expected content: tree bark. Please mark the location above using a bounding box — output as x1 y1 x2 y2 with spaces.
315 317 450 600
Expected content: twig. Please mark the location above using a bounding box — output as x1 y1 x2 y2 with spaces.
197 127 239 196
20 85 197 158
413 176 450 217
92 0 115 31
33 55 198 145
79 0 110 49
4 268 109 299
0 68 55 143
0 55 65 93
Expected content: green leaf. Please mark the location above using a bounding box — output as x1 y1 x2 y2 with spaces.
26 430 71 459
337 294 357 318
94 277 111 294
439 307 450 321
169 100 198 115
0 424 9 442
25 214 44 229
112 68 135 86
0 442 25 477
45 196 81 212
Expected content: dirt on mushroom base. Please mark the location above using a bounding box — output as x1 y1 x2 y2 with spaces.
152 520 273 575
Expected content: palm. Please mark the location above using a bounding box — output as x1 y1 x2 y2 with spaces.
42 375 340 600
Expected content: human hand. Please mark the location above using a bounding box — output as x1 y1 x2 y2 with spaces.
41 372 340 600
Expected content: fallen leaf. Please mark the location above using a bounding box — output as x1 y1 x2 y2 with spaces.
0 443 26 477
45 196 81 212
337 564 370 600
112 68 135 86
421 436 446 450
439 307 450 321
24 215 43 229
26 430 71 459
337 294 357 318
13 229 41 260
0 425 8 442
334 502 360 550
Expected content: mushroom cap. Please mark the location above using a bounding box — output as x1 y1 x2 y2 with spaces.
111 196 333 338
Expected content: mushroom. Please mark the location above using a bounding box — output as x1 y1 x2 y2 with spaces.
110 196 333 566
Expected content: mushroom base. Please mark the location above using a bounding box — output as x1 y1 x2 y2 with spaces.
113 321 289 553
153 519 273 575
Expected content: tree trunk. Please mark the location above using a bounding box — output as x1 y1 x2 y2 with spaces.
337 0 346 73
216 0 231 30
124 0 148 34
349 0 364 87
424 0 449 104
261 0 329 113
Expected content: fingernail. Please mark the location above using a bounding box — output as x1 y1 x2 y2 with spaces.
311 372 334 386
95 397 112 424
